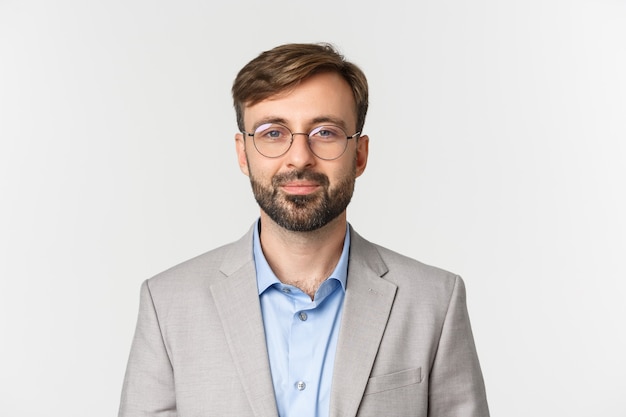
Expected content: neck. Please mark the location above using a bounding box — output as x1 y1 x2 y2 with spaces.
259 212 347 299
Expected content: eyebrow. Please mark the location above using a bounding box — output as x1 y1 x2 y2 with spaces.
252 117 288 130
252 115 350 132
310 116 349 131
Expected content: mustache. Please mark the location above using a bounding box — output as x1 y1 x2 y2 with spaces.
272 170 330 187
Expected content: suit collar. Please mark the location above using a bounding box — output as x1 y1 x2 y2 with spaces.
218 224 256 276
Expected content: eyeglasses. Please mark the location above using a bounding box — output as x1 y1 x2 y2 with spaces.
243 123 360 160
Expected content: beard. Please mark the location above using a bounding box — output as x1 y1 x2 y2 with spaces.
249 164 356 232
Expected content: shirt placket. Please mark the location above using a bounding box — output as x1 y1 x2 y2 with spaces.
288 295 317 417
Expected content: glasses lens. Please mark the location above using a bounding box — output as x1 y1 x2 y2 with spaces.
309 126 348 160
253 123 292 157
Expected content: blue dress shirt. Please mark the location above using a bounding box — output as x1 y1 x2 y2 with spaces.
253 221 350 417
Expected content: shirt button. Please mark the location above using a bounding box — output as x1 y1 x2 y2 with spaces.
281 287 291 294
298 311 308 321
295 381 306 391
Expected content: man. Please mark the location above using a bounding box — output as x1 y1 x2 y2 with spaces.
119 43 489 417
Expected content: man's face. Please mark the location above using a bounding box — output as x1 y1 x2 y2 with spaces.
235 71 369 232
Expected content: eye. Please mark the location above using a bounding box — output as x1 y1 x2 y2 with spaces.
310 126 343 140
255 124 290 141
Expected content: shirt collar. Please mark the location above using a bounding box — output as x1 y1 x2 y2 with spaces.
253 219 351 296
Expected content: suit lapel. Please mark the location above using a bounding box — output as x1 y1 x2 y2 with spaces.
211 227 278 417
330 230 397 417
210 226 395 417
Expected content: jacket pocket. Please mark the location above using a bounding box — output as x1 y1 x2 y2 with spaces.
363 367 422 396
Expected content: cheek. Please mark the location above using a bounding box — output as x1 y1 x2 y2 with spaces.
334 156 358 180
246 158 279 183
327 167 356 193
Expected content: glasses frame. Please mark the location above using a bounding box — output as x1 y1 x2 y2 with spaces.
243 122 361 161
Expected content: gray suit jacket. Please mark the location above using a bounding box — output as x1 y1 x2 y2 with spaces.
119 225 489 417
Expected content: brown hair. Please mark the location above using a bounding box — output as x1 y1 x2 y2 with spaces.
232 43 369 133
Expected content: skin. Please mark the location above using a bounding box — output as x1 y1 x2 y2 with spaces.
235 71 369 299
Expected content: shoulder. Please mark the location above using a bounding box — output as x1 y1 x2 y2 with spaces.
144 226 255 297
375 242 457 282
351 229 461 300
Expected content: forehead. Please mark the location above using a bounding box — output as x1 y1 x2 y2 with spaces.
243 72 357 129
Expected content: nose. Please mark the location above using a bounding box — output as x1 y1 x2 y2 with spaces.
285 132 316 169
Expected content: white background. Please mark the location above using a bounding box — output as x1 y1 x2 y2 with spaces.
1 0 625 416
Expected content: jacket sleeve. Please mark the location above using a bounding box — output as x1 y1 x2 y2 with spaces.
118 280 177 417
428 276 490 417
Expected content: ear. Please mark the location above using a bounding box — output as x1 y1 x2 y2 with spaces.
355 134 369 178
235 133 250 177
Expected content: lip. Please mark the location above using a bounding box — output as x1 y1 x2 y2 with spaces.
280 181 321 195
